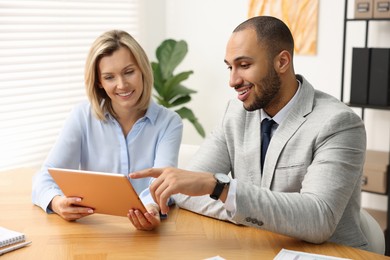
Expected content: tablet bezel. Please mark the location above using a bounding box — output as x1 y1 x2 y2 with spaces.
48 168 147 217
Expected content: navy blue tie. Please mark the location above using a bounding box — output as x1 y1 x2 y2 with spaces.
261 119 276 171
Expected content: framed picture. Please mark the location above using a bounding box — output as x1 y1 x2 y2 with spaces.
248 0 319 55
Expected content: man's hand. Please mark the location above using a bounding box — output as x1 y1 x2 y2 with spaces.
129 167 215 214
127 203 160 231
50 195 94 221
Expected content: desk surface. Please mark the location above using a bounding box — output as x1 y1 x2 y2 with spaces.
0 168 388 260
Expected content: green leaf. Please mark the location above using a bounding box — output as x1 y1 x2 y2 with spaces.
151 62 164 96
153 95 171 108
163 70 193 96
175 107 205 137
170 95 191 107
156 39 188 79
165 85 195 103
192 121 206 138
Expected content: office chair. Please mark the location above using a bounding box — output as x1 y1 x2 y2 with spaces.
360 209 385 254
178 143 199 168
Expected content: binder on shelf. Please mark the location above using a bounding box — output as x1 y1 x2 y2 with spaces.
355 0 374 18
373 0 390 18
350 48 371 105
368 48 390 106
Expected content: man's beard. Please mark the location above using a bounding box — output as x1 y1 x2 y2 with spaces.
244 68 281 112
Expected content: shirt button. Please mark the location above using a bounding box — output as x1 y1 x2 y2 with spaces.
245 217 252 223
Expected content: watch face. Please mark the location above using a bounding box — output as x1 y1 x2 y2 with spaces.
215 173 230 184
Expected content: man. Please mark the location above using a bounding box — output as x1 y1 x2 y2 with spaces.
130 16 368 250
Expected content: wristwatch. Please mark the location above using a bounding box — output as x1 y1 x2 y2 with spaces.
210 173 230 200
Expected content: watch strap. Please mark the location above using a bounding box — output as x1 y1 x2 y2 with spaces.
210 179 226 200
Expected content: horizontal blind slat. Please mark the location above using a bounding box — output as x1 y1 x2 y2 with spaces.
1 1 136 9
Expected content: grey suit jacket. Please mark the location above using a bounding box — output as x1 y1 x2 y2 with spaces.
173 75 368 250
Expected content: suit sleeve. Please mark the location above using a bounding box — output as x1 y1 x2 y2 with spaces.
173 101 235 222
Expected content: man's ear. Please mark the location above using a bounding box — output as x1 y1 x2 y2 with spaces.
274 50 291 73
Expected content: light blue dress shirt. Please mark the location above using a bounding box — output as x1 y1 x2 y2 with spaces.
32 100 183 213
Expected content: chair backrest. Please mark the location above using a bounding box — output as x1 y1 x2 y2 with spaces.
178 144 200 168
360 209 385 254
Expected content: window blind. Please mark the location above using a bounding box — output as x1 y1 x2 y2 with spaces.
0 0 140 171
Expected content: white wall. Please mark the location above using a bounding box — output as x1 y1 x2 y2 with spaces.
140 0 390 211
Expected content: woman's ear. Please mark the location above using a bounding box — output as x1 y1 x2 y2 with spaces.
274 50 291 73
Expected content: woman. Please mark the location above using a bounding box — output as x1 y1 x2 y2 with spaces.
32 30 183 230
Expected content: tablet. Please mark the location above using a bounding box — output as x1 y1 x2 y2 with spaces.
48 168 147 217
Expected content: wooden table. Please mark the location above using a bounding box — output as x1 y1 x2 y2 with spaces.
1 168 388 260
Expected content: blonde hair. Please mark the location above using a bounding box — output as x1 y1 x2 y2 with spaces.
84 30 153 120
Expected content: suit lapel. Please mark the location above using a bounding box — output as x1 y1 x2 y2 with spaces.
261 76 315 188
243 109 262 185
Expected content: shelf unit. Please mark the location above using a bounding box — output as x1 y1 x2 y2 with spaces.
340 0 390 255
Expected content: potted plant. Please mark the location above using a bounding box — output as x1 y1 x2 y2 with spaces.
151 39 205 138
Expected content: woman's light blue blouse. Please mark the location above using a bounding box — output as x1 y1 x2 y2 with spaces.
32 100 183 212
